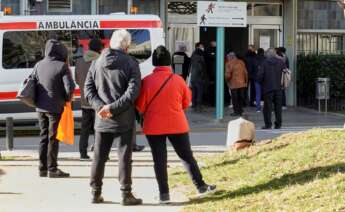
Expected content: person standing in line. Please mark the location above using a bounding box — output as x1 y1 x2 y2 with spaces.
277 47 290 110
172 44 190 80
254 48 266 112
205 41 217 106
36 39 75 178
190 42 206 112
75 38 103 160
84 29 142 205
244 45 257 107
225 52 248 116
257 48 286 129
136 46 216 204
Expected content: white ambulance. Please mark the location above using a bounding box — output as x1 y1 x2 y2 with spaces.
0 14 164 120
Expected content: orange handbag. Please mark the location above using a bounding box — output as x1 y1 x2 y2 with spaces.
56 102 74 145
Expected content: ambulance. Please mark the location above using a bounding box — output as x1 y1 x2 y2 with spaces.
0 14 164 120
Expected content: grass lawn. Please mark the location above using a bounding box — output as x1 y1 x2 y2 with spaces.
169 129 345 211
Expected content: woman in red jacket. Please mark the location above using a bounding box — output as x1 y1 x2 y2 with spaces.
136 46 216 204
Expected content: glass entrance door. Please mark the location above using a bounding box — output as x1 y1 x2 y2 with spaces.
250 25 282 50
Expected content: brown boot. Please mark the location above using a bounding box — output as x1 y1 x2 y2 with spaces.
91 189 104 204
121 191 143 206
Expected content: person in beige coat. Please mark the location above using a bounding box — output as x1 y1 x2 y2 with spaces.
225 52 248 116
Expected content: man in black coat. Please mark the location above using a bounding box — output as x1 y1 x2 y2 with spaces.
84 29 142 205
257 48 286 129
36 39 75 178
190 42 206 112
244 45 257 107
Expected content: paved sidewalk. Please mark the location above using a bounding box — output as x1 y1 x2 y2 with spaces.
186 106 345 130
0 149 220 212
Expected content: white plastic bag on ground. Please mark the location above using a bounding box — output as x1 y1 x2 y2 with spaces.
226 117 256 149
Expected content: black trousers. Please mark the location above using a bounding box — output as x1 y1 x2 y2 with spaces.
79 108 95 156
282 89 287 107
146 133 205 194
231 88 246 115
38 112 61 172
90 130 133 192
263 90 283 128
191 82 203 108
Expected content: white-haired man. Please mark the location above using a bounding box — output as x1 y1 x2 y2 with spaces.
84 29 142 205
257 48 286 130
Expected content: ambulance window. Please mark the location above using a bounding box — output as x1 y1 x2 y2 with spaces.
2 30 72 69
71 29 151 64
128 29 151 63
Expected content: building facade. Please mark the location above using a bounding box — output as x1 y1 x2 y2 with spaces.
2 0 345 106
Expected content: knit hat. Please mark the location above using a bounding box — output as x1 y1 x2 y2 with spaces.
88 38 103 53
152 45 171 66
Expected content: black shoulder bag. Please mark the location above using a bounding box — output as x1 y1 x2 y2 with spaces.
139 74 174 127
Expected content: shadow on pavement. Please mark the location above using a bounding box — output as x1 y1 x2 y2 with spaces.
68 176 156 180
186 163 345 205
102 201 188 206
0 192 22 195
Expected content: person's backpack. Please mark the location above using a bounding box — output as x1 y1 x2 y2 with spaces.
281 68 292 89
16 63 38 107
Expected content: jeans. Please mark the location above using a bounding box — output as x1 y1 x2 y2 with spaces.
146 133 206 194
79 108 95 156
38 112 61 172
90 130 133 192
249 80 256 106
263 90 283 128
255 82 262 111
191 82 203 108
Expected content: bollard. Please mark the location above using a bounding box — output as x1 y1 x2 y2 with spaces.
6 117 14 151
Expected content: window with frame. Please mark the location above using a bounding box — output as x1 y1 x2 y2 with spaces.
297 33 344 55
48 0 73 13
2 29 152 69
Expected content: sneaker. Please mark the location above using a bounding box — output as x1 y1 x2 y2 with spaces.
39 170 48 177
91 190 104 204
133 145 145 152
90 145 95 152
80 155 91 161
159 193 171 204
121 191 143 206
256 110 261 113
48 169 70 178
282 106 287 110
197 184 216 196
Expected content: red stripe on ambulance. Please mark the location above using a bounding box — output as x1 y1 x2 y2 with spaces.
0 22 37 30
100 20 161 28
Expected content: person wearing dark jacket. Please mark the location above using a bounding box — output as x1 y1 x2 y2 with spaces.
254 48 266 112
244 45 257 107
172 44 190 80
190 42 206 112
136 46 216 204
75 38 103 160
257 48 286 129
84 29 142 205
36 39 75 178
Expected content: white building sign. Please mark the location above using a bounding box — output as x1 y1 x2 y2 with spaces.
197 1 247 27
